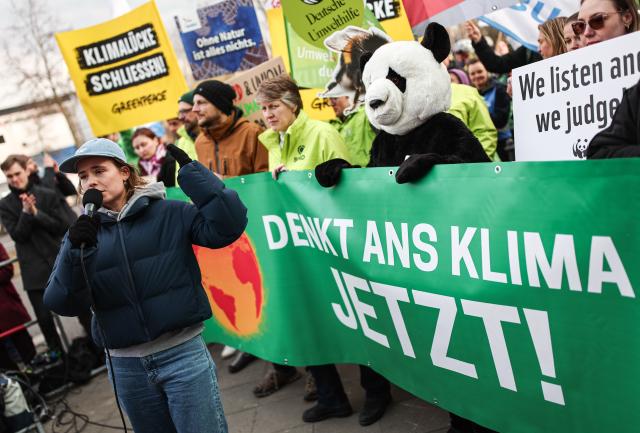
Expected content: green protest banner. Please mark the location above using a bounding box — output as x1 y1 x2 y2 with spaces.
173 160 640 433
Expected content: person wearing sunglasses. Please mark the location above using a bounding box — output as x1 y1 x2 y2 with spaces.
575 0 639 46
564 13 585 51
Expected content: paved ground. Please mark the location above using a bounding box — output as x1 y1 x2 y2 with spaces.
43 350 450 433
2 232 451 433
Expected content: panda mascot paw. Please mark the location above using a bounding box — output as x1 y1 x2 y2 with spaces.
396 154 465 184
315 158 355 187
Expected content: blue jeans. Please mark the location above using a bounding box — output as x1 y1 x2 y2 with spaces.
107 335 228 433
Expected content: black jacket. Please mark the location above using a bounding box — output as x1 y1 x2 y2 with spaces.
30 168 79 224
0 186 73 291
587 79 640 159
44 162 248 349
472 37 542 74
368 112 491 167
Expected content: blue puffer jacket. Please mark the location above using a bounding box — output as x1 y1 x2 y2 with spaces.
44 161 247 349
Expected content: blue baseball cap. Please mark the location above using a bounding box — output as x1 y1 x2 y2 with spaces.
59 138 127 173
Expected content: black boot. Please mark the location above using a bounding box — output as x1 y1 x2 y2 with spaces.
359 394 391 426
302 402 353 423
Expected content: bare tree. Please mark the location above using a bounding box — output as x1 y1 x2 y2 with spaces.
2 0 84 146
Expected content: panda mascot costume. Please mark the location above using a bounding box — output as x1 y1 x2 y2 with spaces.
315 22 490 187
316 22 496 433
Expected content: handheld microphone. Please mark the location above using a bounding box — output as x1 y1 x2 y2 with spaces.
82 188 103 217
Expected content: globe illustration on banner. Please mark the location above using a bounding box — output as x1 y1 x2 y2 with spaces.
195 233 264 336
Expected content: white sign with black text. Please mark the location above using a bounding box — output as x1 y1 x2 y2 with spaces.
513 32 640 161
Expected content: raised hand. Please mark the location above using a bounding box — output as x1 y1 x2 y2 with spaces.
465 20 482 43
43 153 59 173
166 144 192 167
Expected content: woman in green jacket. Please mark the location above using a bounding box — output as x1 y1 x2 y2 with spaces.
256 76 392 426
251 74 353 402
256 75 352 179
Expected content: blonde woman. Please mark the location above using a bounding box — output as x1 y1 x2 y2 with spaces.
538 16 569 58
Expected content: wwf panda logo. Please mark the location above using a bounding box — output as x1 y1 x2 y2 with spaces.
301 0 322 4
572 138 588 159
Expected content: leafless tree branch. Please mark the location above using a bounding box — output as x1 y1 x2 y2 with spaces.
3 0 83 145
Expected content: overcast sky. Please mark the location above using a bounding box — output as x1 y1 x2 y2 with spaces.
0 0 201 109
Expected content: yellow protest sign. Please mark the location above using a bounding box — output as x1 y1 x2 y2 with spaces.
56 1 188 137
375 0 414 41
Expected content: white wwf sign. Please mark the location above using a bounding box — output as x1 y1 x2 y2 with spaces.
513 32 640 161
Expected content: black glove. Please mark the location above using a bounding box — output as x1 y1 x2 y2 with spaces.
315 159 354 187
166 144 192 167
68 215 100 249
395 154 464 184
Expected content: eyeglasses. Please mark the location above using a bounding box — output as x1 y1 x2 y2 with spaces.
572 11 622 35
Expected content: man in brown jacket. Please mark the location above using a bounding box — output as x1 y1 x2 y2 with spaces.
192 79 267 373
192 80 268 177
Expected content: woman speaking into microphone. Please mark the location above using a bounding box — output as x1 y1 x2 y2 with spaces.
44 138 247 433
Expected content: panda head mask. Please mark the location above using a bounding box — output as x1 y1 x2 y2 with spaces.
361 22 452 136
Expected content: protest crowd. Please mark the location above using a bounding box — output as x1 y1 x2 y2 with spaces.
1 0 639 432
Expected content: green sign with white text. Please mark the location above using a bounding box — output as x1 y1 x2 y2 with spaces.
183 160 640 433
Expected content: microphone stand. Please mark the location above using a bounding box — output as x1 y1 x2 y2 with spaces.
80 243 129 433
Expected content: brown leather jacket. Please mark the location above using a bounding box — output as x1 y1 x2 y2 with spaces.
195 110 268 177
